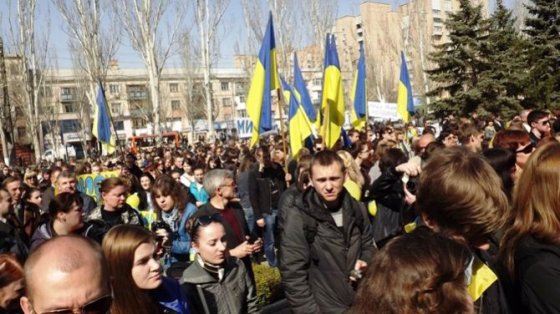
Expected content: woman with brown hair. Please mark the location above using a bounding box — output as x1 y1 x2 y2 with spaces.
499 142 560 313
86 177 143 228
0 253 24 313
102 225 189 314
350 227 473 314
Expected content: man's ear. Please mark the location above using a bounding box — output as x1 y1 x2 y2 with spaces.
20 296 33 314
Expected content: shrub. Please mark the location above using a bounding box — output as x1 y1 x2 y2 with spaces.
253 263 284 308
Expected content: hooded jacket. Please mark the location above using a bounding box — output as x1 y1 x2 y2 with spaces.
278 188 375 314
151 276 189 314
180 257 258 314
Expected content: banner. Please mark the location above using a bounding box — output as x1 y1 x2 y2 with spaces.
77 171 119 204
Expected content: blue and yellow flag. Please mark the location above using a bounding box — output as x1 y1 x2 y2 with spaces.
281 77 313 159
350 42 367 130
293 53 316 123
92 82 116 155
397 51 415 123
247 13 280 148
320 34 345 149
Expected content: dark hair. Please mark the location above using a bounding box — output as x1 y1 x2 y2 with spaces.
527 109 548 126
310 150 345 177
139 172 154 183
188 213 224 244
379 148 407 172
424 141 445 161
482 148 516 201
350 227 472 314
48 192 83 219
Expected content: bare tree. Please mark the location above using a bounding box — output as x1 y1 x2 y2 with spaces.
303 0 338 53
180 32 206 141
54 0 121 156
114 0 184 137
512 0 530 31
194 0 230 141
6 0 50 163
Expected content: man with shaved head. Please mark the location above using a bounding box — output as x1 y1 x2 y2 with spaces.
19 236 112 314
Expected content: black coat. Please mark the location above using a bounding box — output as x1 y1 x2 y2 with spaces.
278 188 375 313
248 163 286 220
512 235 560 314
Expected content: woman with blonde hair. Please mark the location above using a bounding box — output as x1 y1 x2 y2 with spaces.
337 150 364 201
499 142 560 313
102 224 189 314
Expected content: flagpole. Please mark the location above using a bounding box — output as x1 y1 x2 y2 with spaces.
98 79 125 155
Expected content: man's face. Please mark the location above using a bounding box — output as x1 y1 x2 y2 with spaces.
217 178 236 200
310 162 345 204
470 133 484 152
533 117 551 135
194 169 204 184
174 158 183 168
57 177 77 194
21 260 110 314
349 132 360 143
171 172 181 182
5 181 22 203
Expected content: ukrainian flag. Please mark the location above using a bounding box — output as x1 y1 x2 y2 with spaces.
247 13 280 148
293 53 316 124
92 82 116 155
350 43 367 130
397 51 415 123
320 34 345 149
281 77 313 159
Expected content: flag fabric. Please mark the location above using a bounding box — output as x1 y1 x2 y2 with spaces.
350 42 367 130
246 13 280 148
281 76 313 159
92 82 116 155
397 51 415 123
293 53 316 123
320 34 345 149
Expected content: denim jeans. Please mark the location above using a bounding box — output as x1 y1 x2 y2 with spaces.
242 206 255 235
263 209 278 267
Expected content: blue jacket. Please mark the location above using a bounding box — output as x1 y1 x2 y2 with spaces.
171 203 198 256
152 276 189 314
189 183 209 205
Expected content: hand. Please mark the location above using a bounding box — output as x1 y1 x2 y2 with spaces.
250 237 263 253
395 162 421 177
256 218 265 228
350 259 368 282
285 173 292 182
403 183 417 205
229 240 253 258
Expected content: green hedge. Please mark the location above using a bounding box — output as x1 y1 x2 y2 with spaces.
253 263 284 308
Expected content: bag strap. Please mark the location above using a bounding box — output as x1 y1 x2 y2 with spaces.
196 284 210 314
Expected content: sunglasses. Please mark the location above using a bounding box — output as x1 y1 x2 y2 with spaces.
516 143 535 154
33 294 112 314
190 213 222 237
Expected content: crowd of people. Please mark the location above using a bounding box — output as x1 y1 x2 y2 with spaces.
1 108 560 313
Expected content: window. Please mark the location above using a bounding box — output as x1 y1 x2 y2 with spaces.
444 0 452 12
222 98 231 107
61 87 75 101
111 103 121 115
171 100 180 110
109 84 120 94
64 103 79 113
17 127 26 138
169 83 179 93
132 118 147 129
221 81 229 91
114 121 125 131
238 95 246 103
127 85 147 100
313 79 321 86
237 109 247 117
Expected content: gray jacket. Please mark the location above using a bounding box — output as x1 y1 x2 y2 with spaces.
180 257 258 314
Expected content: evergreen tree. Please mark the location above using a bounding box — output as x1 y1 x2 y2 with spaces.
426 0 490 116
478 0 526 118
523 0 560 108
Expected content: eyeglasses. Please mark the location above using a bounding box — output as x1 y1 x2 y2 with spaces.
516 143 535 154
32 294 113 314
190 213 222 236
220 181 236 188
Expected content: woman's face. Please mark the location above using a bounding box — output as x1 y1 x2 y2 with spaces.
0 278 24 310
183 164 192 174
515 142 534 169
28 190 42 207
102 185 127 210
382 128 396 141
193 222 227 265
154 192 175 212
131 242 162 290
443 134 459 147
140 176 152 191
60 202 84 231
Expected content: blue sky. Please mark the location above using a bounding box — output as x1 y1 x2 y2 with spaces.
0 0 515 69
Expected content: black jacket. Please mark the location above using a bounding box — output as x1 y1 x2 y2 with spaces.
278 188 375 313
512 235 560 314
248 163 286 220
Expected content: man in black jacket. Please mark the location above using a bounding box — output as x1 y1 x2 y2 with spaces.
278 150 375 313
